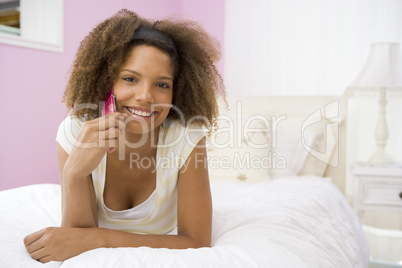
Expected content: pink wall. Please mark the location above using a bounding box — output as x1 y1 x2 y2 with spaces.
180 0 225 75
0 0 225 190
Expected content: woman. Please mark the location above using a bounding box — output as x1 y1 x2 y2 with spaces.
23 9 225 263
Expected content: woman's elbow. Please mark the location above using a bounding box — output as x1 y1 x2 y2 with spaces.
183 235 211 249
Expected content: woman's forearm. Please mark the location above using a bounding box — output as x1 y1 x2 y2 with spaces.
61 173 98 228
95 227 209 249
24 226 209 263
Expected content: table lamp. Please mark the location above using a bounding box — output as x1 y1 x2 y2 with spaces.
346 42 402 165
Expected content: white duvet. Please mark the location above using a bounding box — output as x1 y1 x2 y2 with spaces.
0 176 369 268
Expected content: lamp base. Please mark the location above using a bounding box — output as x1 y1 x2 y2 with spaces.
368 149 394 165
367 88 394 165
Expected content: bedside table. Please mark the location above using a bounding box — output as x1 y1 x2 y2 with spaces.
352 162 402 218
352 163 402 267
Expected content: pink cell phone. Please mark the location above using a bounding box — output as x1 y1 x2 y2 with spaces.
101 87 116 116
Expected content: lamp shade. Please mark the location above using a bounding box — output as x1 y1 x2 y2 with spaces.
348 42 402 90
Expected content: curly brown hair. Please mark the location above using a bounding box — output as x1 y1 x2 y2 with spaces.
63 9 225 132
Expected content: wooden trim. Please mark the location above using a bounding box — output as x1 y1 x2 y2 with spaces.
0 0 63 52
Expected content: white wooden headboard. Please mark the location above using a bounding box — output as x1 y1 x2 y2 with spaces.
220 95 347 194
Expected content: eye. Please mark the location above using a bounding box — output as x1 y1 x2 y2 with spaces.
157 82 170 89
123 77 136 82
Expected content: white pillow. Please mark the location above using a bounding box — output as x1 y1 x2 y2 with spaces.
270 128 316 178
298 118 338 177
269 116 337 178
207 112 271 183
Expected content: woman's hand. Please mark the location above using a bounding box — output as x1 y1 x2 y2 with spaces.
24 227 100 263
64 113 127 179
57 113 128 229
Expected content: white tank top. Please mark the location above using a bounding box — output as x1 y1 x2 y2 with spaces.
103 190 156 220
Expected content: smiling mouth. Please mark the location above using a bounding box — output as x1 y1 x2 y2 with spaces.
125 107 156 118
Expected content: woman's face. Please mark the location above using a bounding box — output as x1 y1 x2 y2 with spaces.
113 45 174 135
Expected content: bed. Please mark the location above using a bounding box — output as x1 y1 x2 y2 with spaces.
0 96 370 268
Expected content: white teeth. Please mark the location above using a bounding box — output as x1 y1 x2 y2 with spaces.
127 107 152 117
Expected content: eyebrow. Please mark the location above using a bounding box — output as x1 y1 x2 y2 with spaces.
121 69 173 81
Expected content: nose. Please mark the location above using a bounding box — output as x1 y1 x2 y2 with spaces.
135 82 153 103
